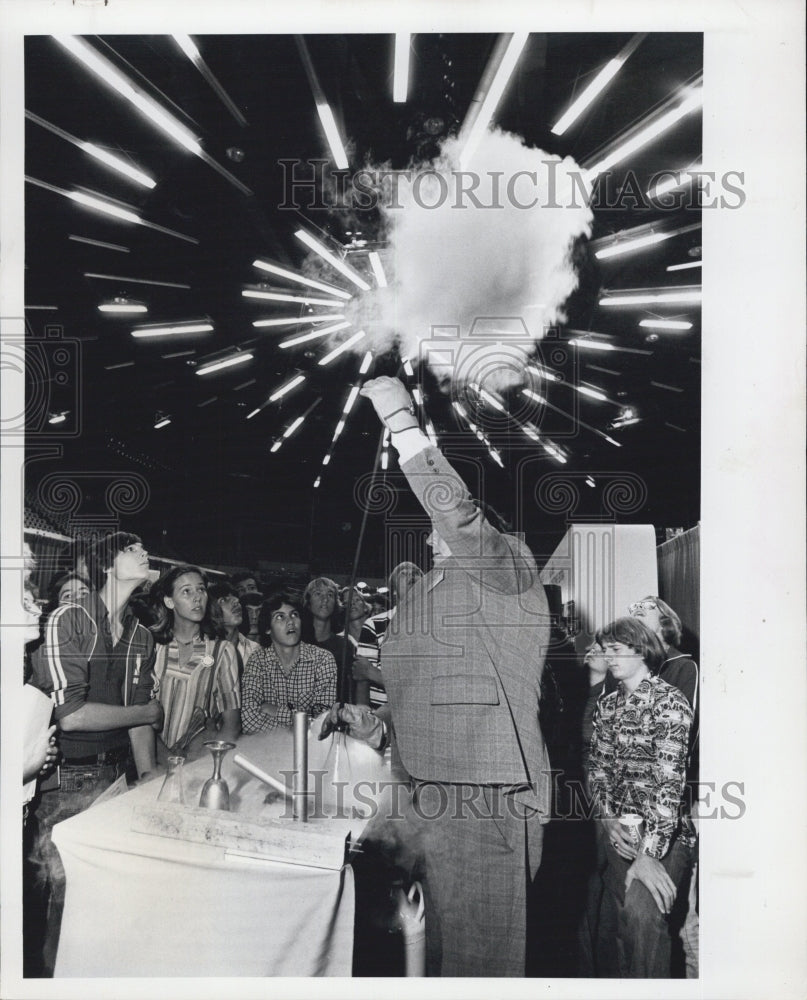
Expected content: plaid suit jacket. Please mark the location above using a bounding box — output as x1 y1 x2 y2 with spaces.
381 446 552 816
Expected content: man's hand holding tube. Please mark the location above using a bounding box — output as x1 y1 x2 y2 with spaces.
318 703 387 750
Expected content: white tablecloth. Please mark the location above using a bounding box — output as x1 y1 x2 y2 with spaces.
52 730 375 977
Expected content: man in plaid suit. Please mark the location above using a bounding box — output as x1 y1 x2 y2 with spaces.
342 377 552 976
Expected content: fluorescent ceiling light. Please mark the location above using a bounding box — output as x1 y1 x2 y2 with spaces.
252 260 353 300
332 418 346 441
279 320 351 349
174 34 246 127
53 35 202 155
368 251 388 288
359 351 373 374
79 142 156 188
196 353 253 375
393 34 411 103
527 364 561 382
576 385 608 401
294 230 371 291
253 315 344 328
599 290 702 306
313 477 321 488
282 415 306 439
522 388 547 404
587 86 703 179
318 330 366 366
173 34 200 61
246 408 261 420
69 235 129 252
268 374 306 402
242 289 344 307
459 32 529 169
638 319 693 331
85 272 189 289
68 190 142 224
479 387 506 412
647 165 700 199
322 454 331 466
132 323 213 337
154 417 171 429
48 412 67 425
585 477 596 488
667 261 702 272
315 102 349 170
567 339 616 351
343 386 361 414
381 451 389 471
595 231 676 260
98 302 147 314
27 179 194 242
269 440 282 453
552 59 623 136
542 442 567 464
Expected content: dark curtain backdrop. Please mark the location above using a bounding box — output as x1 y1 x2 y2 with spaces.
657 524 700 660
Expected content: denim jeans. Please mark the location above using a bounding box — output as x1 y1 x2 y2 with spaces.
597 837 695 978
27 764 124 976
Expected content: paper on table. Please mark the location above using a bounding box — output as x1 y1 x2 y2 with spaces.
90 774 129 807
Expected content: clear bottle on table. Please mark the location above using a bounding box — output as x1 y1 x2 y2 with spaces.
157 755 187 805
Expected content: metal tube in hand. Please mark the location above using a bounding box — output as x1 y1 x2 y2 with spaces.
233 753 293 800
293 711 309 823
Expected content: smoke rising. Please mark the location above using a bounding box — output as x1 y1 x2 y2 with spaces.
338 128 593 391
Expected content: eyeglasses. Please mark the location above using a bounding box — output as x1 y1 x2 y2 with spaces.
628 600 657 615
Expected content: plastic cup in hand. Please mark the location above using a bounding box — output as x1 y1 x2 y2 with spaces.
199 740 236 811
619 812 645 848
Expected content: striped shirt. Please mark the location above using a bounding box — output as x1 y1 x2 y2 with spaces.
241 642 336 733
358 611 393 708
153 637 240 749
589 675 695 859
30 592 155 759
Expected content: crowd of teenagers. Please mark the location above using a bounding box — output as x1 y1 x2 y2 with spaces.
21 529 699 979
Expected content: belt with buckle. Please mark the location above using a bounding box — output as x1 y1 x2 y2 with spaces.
63 747 129 767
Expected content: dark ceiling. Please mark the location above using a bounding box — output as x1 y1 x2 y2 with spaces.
23 32 702 575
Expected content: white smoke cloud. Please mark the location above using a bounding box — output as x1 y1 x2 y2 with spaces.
328 129 594 391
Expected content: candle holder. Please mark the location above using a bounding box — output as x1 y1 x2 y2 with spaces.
199 740 236 810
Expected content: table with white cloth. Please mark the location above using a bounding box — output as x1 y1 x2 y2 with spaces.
51 728 392 977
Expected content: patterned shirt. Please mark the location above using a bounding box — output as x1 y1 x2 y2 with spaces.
359 610 393 708
241 641 336 733
589 674 694 859
154 637 240 749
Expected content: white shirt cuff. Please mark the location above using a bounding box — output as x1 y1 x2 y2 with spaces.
390 426 430 464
